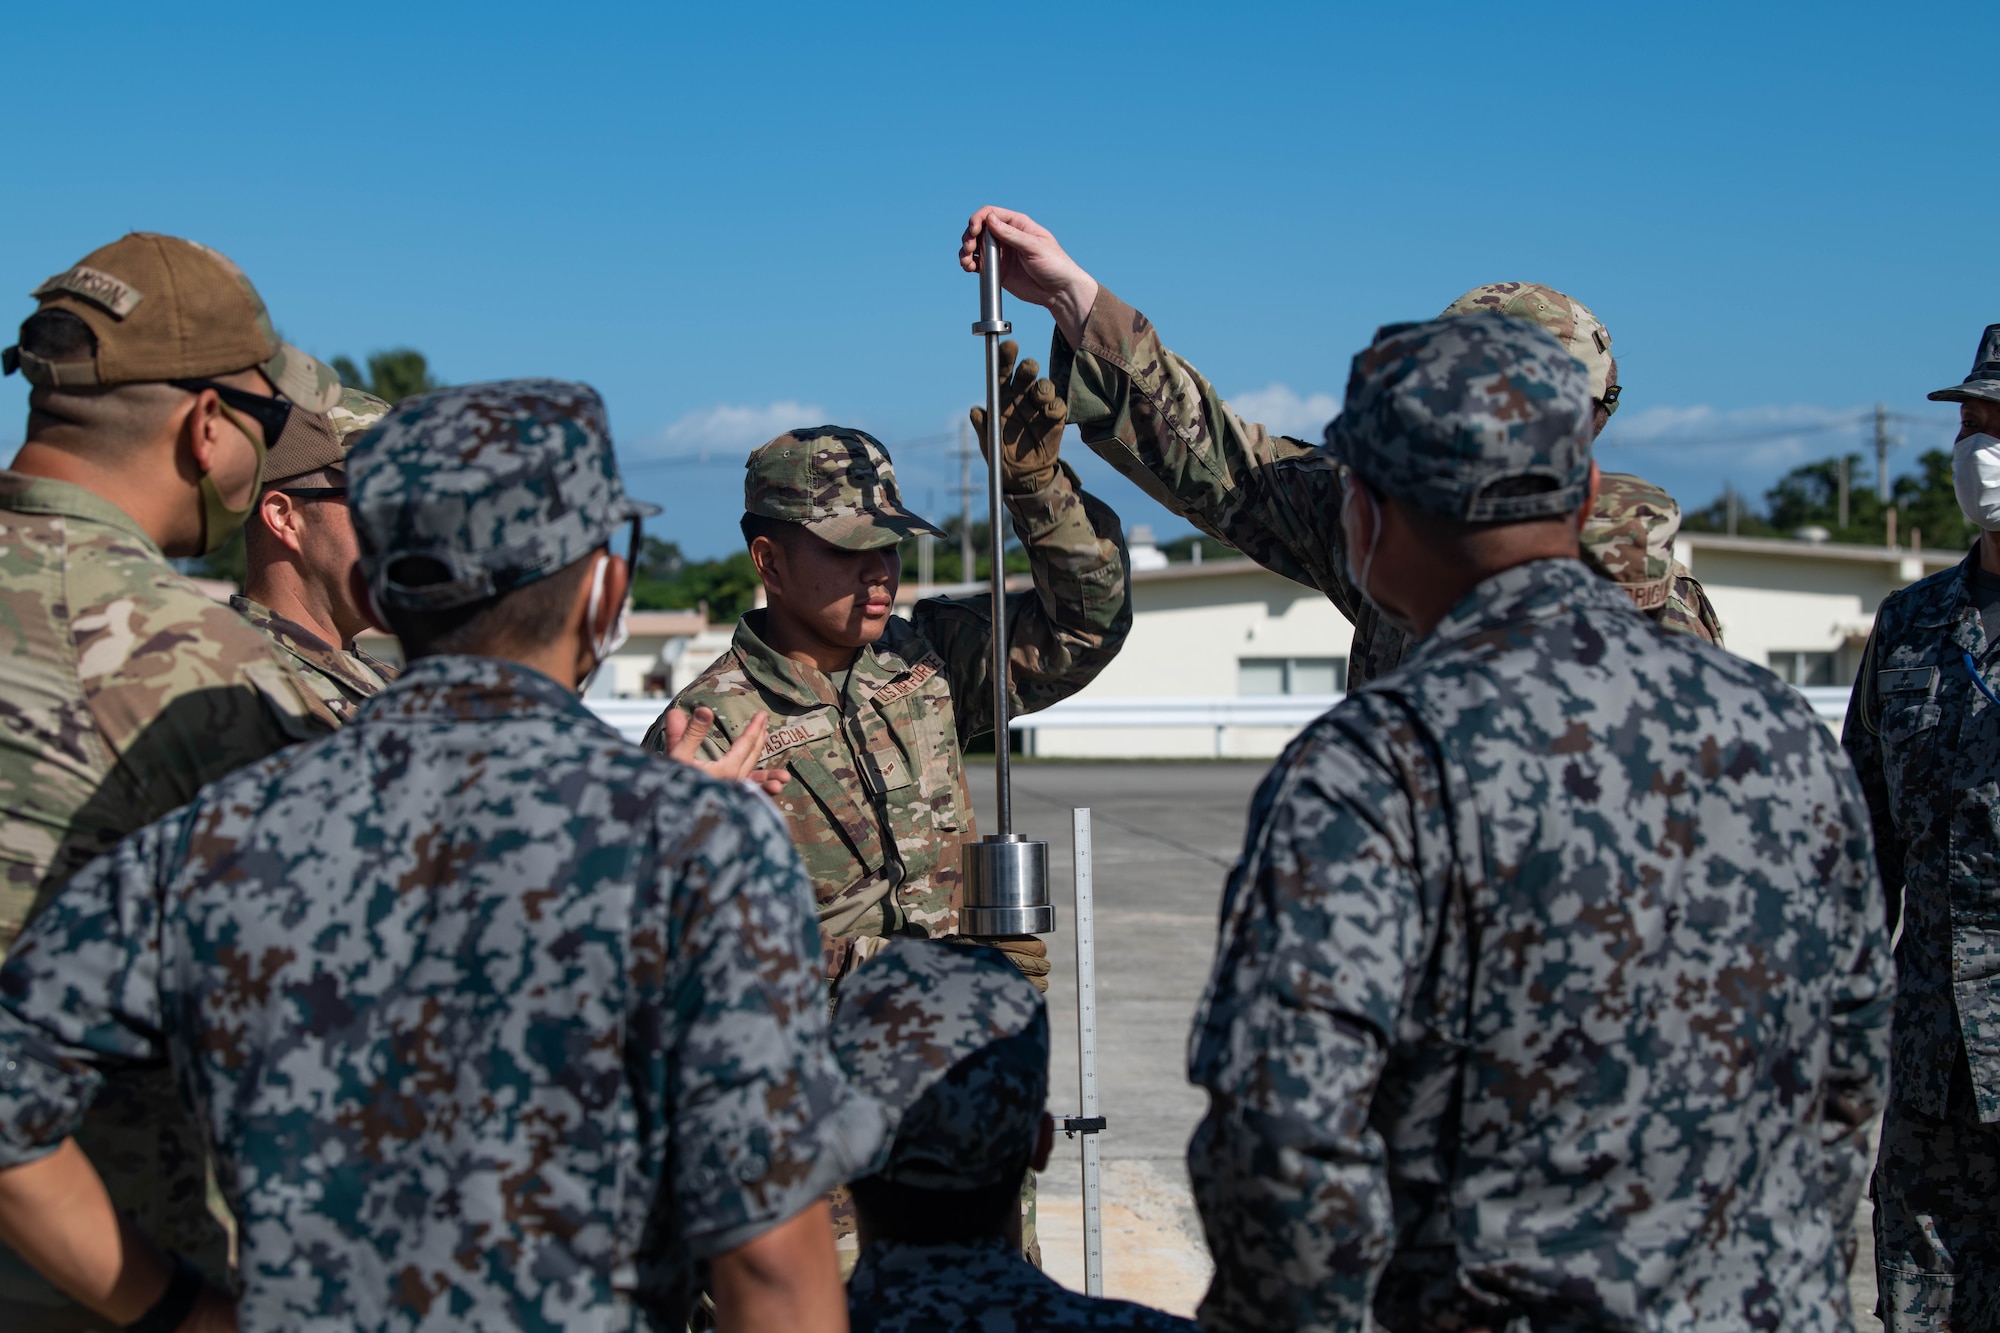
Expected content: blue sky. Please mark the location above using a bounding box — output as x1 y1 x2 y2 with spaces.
2 1 1990 557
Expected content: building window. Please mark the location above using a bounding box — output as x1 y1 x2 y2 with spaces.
1239 657 1347 696
1768 650 1838 687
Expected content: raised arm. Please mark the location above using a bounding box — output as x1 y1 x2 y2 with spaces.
921 341 1132 743
960 206 1362 621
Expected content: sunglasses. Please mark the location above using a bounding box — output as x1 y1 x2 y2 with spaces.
170 378 293 448
278 487 347 502
1600 384 1622 417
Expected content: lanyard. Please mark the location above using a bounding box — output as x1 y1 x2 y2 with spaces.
1963 650 2000 709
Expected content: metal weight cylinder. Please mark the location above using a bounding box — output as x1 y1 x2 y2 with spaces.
960 834 1054 936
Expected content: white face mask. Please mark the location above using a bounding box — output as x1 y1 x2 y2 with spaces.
1953 432 2000 531
1339 479 1416 638
581 553 630 688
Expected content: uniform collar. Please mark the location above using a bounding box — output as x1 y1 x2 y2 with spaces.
230 594 390 696
851 1236 1016 1279
729 610 918 711
354 654 603 728
0 470 161 555
1417 556 1633 656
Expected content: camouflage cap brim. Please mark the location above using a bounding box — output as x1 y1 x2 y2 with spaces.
1928 377 2000 405
807 505 948 551
262 341 343 412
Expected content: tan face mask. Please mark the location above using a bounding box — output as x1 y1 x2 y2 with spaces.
200 402 270 555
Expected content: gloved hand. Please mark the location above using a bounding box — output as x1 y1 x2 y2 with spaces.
975 933 1051 993
968 340 1066 495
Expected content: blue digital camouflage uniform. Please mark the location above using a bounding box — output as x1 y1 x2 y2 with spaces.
1186 316 1893 1332
1841 326 2000 1330
1846 556 2000 1324
834 941 1198 1333
0 379 887 1330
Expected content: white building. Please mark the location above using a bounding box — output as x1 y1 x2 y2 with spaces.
340 527 1965 756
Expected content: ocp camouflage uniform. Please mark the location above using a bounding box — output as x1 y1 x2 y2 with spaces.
230 387 399 722
0 234 342 1327
1050 287 1722 689
1188 314 1892 1332
835 941 1199 1333
0 378 887 1329
649 429 1129 966
227 594 396 722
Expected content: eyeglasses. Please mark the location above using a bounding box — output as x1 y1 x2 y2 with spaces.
1599 384 1622 417
278 487 347 502
170 378 293 448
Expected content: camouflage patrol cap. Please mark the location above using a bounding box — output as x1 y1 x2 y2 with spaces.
1928 324 2000 406
745 426 947 551
1326 314 1597 523
1580 473 1680 611
831 939 1047 1191
2 233 341 410
262 389 394 487
1442 282 1615 405
348 379 659 612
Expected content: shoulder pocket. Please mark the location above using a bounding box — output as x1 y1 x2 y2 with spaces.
1882 701 1942 747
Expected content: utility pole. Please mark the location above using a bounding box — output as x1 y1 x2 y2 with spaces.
958 419 976 582
1726 485 1738 537
1874 403 1893 503
1837 456 1849 531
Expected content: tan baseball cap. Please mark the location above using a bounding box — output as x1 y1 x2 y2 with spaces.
744 426 947 551
1440 282 1616 406
263 389 393 488
2 232 341 410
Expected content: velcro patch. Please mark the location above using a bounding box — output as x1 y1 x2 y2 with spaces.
762 710 837 760
1880 666 1939 696
33 265 143 319
873 653 944 706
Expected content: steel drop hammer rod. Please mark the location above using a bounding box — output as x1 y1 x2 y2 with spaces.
975 231 1013 834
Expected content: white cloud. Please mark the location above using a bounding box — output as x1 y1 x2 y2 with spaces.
1226 383 1341 442
643 400 828 460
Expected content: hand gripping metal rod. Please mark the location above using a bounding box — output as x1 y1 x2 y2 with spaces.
973 231 1014 833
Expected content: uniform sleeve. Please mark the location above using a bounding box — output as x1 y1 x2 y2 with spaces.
57 599 330 900
651 782 886 1258
1659 570 1725 646
0 813 184 1167
1816 729 1896 1253
1050 286 1362 620
1186 713 1432 1332
1840 627 1904 934
914 459 1133 745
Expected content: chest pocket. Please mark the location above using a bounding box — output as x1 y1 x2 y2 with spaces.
1878 662 1943 808
787 749 887 876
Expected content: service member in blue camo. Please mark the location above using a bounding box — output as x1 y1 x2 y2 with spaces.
0 379 886 1332
1164 313 1888 1328
833 939 1199 1333
1846 324 2000 1329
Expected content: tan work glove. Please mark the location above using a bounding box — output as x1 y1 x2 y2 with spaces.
968 339 1066 494
974 933 1051 993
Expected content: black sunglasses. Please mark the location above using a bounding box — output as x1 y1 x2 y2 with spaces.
278 486 347 502
170 378 293 448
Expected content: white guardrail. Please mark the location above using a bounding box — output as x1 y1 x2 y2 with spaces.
586 686 1854 750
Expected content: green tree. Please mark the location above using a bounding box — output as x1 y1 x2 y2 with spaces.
1685 447 1972 550
629 537 764 622
331 348 442 405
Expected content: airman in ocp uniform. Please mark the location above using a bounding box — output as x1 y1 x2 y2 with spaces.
231 386 400 722
646 419 1130 985
958 212 1723 687
0 232 340 1330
